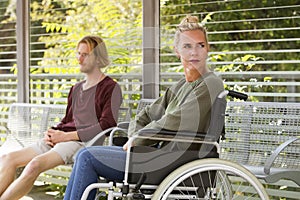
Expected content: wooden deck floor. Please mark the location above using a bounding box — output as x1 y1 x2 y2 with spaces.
21 184 63 200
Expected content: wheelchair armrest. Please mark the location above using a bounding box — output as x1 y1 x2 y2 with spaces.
123 129 219 185
85 127 114 147
109 126 130 146
136 128 214 142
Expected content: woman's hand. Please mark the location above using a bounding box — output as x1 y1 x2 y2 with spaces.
123 140 135 151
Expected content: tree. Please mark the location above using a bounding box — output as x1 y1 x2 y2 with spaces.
35 0 142 75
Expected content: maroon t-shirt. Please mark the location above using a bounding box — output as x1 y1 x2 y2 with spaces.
53 76 122 142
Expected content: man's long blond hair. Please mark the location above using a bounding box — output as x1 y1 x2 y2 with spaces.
77 35 110 68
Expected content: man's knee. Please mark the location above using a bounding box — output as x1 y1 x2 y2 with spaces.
21 158 42 177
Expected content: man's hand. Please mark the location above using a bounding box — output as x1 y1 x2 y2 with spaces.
47 129 67 145
43 128 79 147
44 130 55 147
44 129 65 147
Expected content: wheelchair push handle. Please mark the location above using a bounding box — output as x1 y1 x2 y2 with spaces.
228 90 248 101
217 90 248 101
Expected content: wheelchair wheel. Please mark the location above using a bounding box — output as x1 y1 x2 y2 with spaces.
152 158 269 200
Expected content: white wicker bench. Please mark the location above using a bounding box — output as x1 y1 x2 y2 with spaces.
221 101 300 199
0 103 130 186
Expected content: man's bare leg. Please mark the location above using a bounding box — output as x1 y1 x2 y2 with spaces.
0 147 38 196
0 150 64 200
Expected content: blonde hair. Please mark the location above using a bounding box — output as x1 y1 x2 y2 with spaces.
174 15 208 48
77 35 110 68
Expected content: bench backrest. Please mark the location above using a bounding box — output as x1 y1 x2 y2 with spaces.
7 103 67 147
118 107 132 122
221 101 300 170
7 103 131 147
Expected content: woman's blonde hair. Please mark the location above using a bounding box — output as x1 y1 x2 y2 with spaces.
174 15 208 48
77 35 110 68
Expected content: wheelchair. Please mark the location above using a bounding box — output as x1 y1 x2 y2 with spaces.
81 90 270 200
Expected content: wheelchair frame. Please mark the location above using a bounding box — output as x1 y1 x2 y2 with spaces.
81 90 270 200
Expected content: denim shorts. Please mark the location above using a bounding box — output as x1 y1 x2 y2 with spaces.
29 139 84 164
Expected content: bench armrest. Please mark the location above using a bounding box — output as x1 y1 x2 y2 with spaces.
264 136 300 174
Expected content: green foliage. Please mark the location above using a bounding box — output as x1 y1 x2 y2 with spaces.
160 0 299 71
1 0 299 103
25 0 142 103
34 0 142 75
160 0 299 102
213 54 264 72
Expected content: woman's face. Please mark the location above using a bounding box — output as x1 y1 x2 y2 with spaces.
176 30 209 74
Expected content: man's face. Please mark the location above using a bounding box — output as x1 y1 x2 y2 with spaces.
176 30 209 74
76 43 97 73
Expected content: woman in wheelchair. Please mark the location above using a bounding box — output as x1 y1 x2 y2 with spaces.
64 15 224 200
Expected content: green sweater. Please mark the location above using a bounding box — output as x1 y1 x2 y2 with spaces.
128 72 224 148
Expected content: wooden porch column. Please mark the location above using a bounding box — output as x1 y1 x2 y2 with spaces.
16 0 30 103
142 0 160 99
